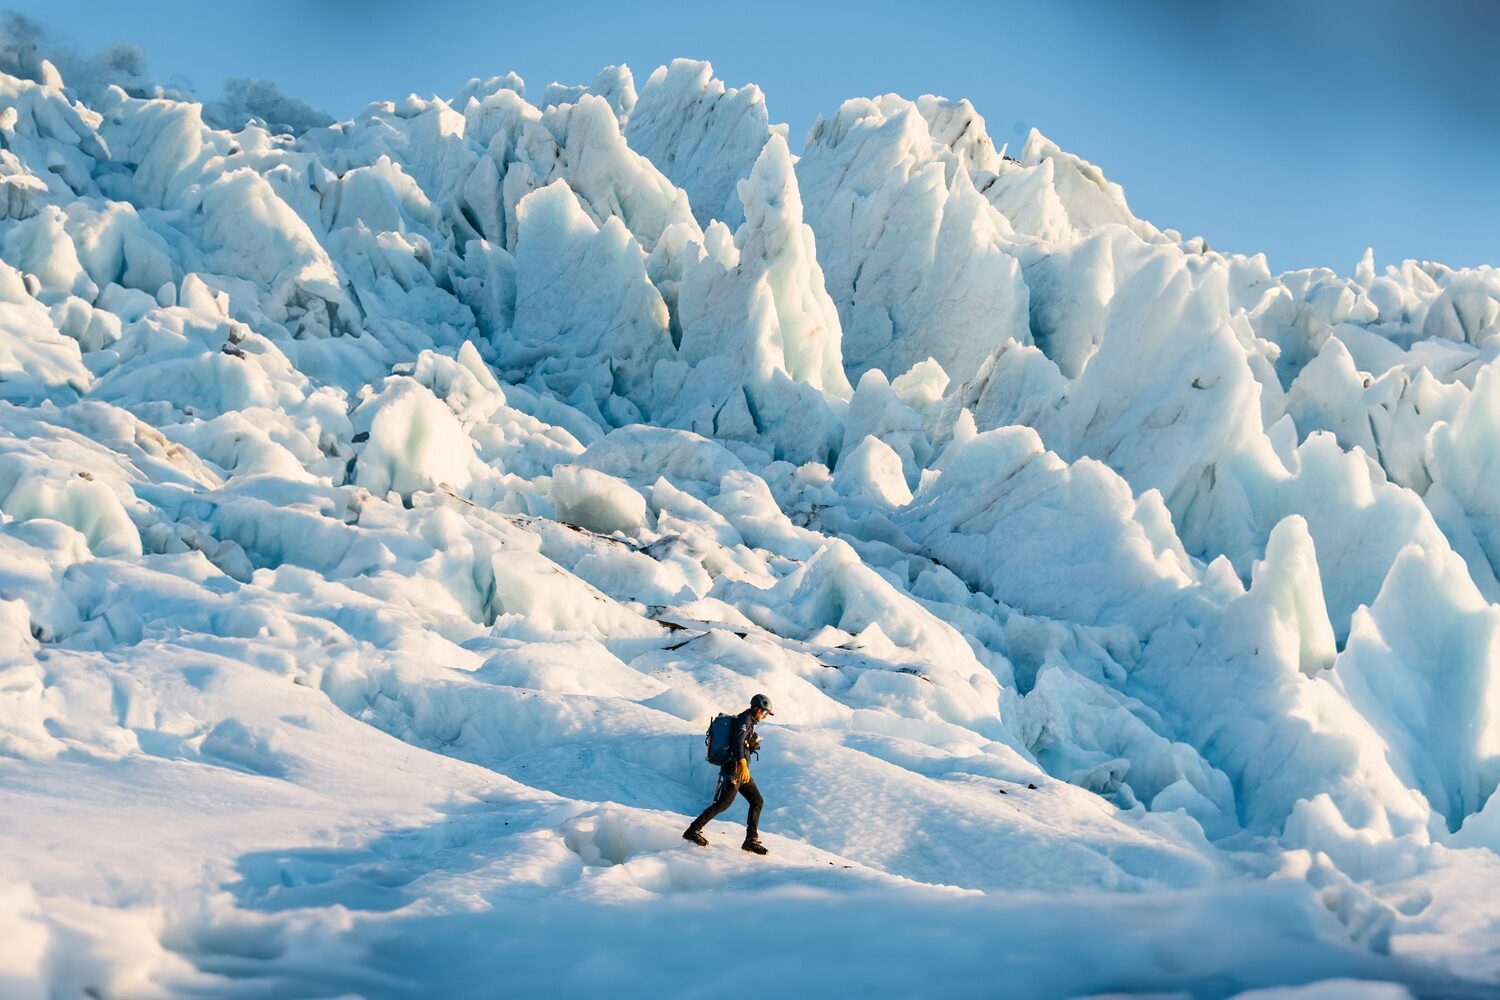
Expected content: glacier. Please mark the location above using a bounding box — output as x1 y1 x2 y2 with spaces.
2 51 1500 998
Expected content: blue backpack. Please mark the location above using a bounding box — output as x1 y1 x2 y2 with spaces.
705 714 734 766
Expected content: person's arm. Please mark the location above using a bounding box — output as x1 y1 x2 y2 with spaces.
729 715 749 764
733 722 752 783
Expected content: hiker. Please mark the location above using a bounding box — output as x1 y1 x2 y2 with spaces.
684 693 774 854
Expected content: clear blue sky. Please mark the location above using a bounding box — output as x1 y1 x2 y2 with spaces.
13 0 1498 274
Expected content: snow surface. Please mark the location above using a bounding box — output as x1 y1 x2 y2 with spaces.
2 55 1500 998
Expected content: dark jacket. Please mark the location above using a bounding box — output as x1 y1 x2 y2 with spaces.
726 708 758 768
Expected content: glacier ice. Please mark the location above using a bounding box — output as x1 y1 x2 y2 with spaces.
0 51 1499 997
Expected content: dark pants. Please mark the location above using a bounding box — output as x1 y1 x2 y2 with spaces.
689 770 763 839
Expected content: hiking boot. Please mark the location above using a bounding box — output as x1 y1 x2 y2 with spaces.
683 827 708 847
741 838 768 855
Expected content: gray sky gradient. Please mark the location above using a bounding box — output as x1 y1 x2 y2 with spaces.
11 0 1497 274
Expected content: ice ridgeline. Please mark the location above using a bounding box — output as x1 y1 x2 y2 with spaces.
2 55 1500 997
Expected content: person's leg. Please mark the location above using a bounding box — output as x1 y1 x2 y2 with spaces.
739 778 763 841
688 772 740 833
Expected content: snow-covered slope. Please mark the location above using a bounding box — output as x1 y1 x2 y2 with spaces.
3 55 1500 998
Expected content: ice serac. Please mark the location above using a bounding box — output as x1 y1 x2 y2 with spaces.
1286 336 1378 456
1422 271 1500 345
797 94 1031 386
988 129 1167 245
627 59 784 230
1426 363 1500 589
1019 664 1236 832
1040 244 1275 549
1131 516 1428 837
504 94 699 256
666 133 848 464
98 93 358 341
506 180 674 424
1330 543 1500 833
1026 242 1296 587
541 65 638 126
1257 433 1457 644
1022 229 1116 379
730 134 848 399
711 539 1005 733
841 367 940 488
896 425 1194 632
0 257 92 403
1255 515 1337 679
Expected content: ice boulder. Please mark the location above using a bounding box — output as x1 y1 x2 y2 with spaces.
0 455 140 558
833 435 913 510
352 377 478 499
0 260 92 403
549 464 649 537
576 425 745 497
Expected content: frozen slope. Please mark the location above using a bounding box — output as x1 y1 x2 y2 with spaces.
2 57 1500 998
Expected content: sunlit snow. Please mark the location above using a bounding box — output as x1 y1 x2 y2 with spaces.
2 54 1500 998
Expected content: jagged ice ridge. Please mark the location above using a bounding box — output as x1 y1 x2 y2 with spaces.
2 54 1500 998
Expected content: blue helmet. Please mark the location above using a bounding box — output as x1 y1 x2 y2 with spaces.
751 693 774 716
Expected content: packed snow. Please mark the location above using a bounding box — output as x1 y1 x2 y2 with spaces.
1 51 1500 998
